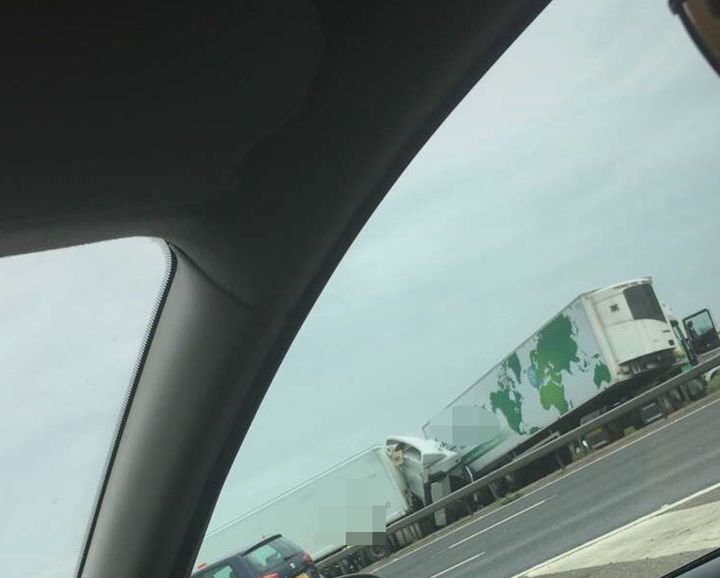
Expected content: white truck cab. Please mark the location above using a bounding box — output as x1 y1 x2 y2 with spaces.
385 436 465 525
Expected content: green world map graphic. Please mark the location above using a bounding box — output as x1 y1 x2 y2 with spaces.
488 314 611 435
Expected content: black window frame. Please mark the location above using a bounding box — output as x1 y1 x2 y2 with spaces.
623 284 666 322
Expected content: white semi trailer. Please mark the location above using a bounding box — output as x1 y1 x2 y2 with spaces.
423 278 689 483
194 440 460 575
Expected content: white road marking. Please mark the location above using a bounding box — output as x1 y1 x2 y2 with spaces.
427 552 485 578
372 397 720 573
371 545 426 571
372 493 549 571
372 494 532 571
510 478 720 578
447 496 554 549
527 501 720 575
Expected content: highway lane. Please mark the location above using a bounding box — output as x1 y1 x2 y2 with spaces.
373 396 720 578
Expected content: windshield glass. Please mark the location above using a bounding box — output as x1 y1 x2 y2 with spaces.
0 238 171 577
201 1 720 577
686 310 715 337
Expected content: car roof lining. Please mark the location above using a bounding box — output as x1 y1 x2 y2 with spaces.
2 2 551 577
2 0 548 306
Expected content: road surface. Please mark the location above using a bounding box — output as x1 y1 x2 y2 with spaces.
370 396 720 578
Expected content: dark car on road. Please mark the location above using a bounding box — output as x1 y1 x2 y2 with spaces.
193 535 321 578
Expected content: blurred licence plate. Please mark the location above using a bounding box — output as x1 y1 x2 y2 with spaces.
295 574 309 578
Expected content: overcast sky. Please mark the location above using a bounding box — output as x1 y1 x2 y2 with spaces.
2 1 719 576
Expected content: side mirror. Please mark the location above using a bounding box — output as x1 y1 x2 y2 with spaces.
670 0 720 76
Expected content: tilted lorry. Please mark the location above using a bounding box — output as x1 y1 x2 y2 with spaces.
423 278 693 486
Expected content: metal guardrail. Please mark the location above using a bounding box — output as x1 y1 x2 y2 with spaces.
318 352 720 570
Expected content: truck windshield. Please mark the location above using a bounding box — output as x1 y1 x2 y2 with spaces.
685 310 715 338
624 284 666 322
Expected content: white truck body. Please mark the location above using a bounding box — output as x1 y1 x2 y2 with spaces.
195 446 413 569
423 278 682 473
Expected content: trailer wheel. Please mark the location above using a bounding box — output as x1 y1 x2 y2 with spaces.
362 545 388 564
687 378 707 399
557 446 572 466
419 516 436 537
444 497 472 524
338 557 358 575
628 409 644 431
668 388 685 410
474 485 495 507
320 566 339 578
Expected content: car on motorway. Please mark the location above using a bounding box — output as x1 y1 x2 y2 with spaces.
193 535 321 578
1 3 720 578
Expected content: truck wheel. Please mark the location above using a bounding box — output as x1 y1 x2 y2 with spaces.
362 545 388 564
502 470 523 491
425 513 438 533
338 558 358 575
628 409 645 431
501 472 514 489
687 378 707 399
474 485 495 506
557 446 572 466
606 420 625 442
658 394 675 414
446 498 472 523
668 388 685 410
